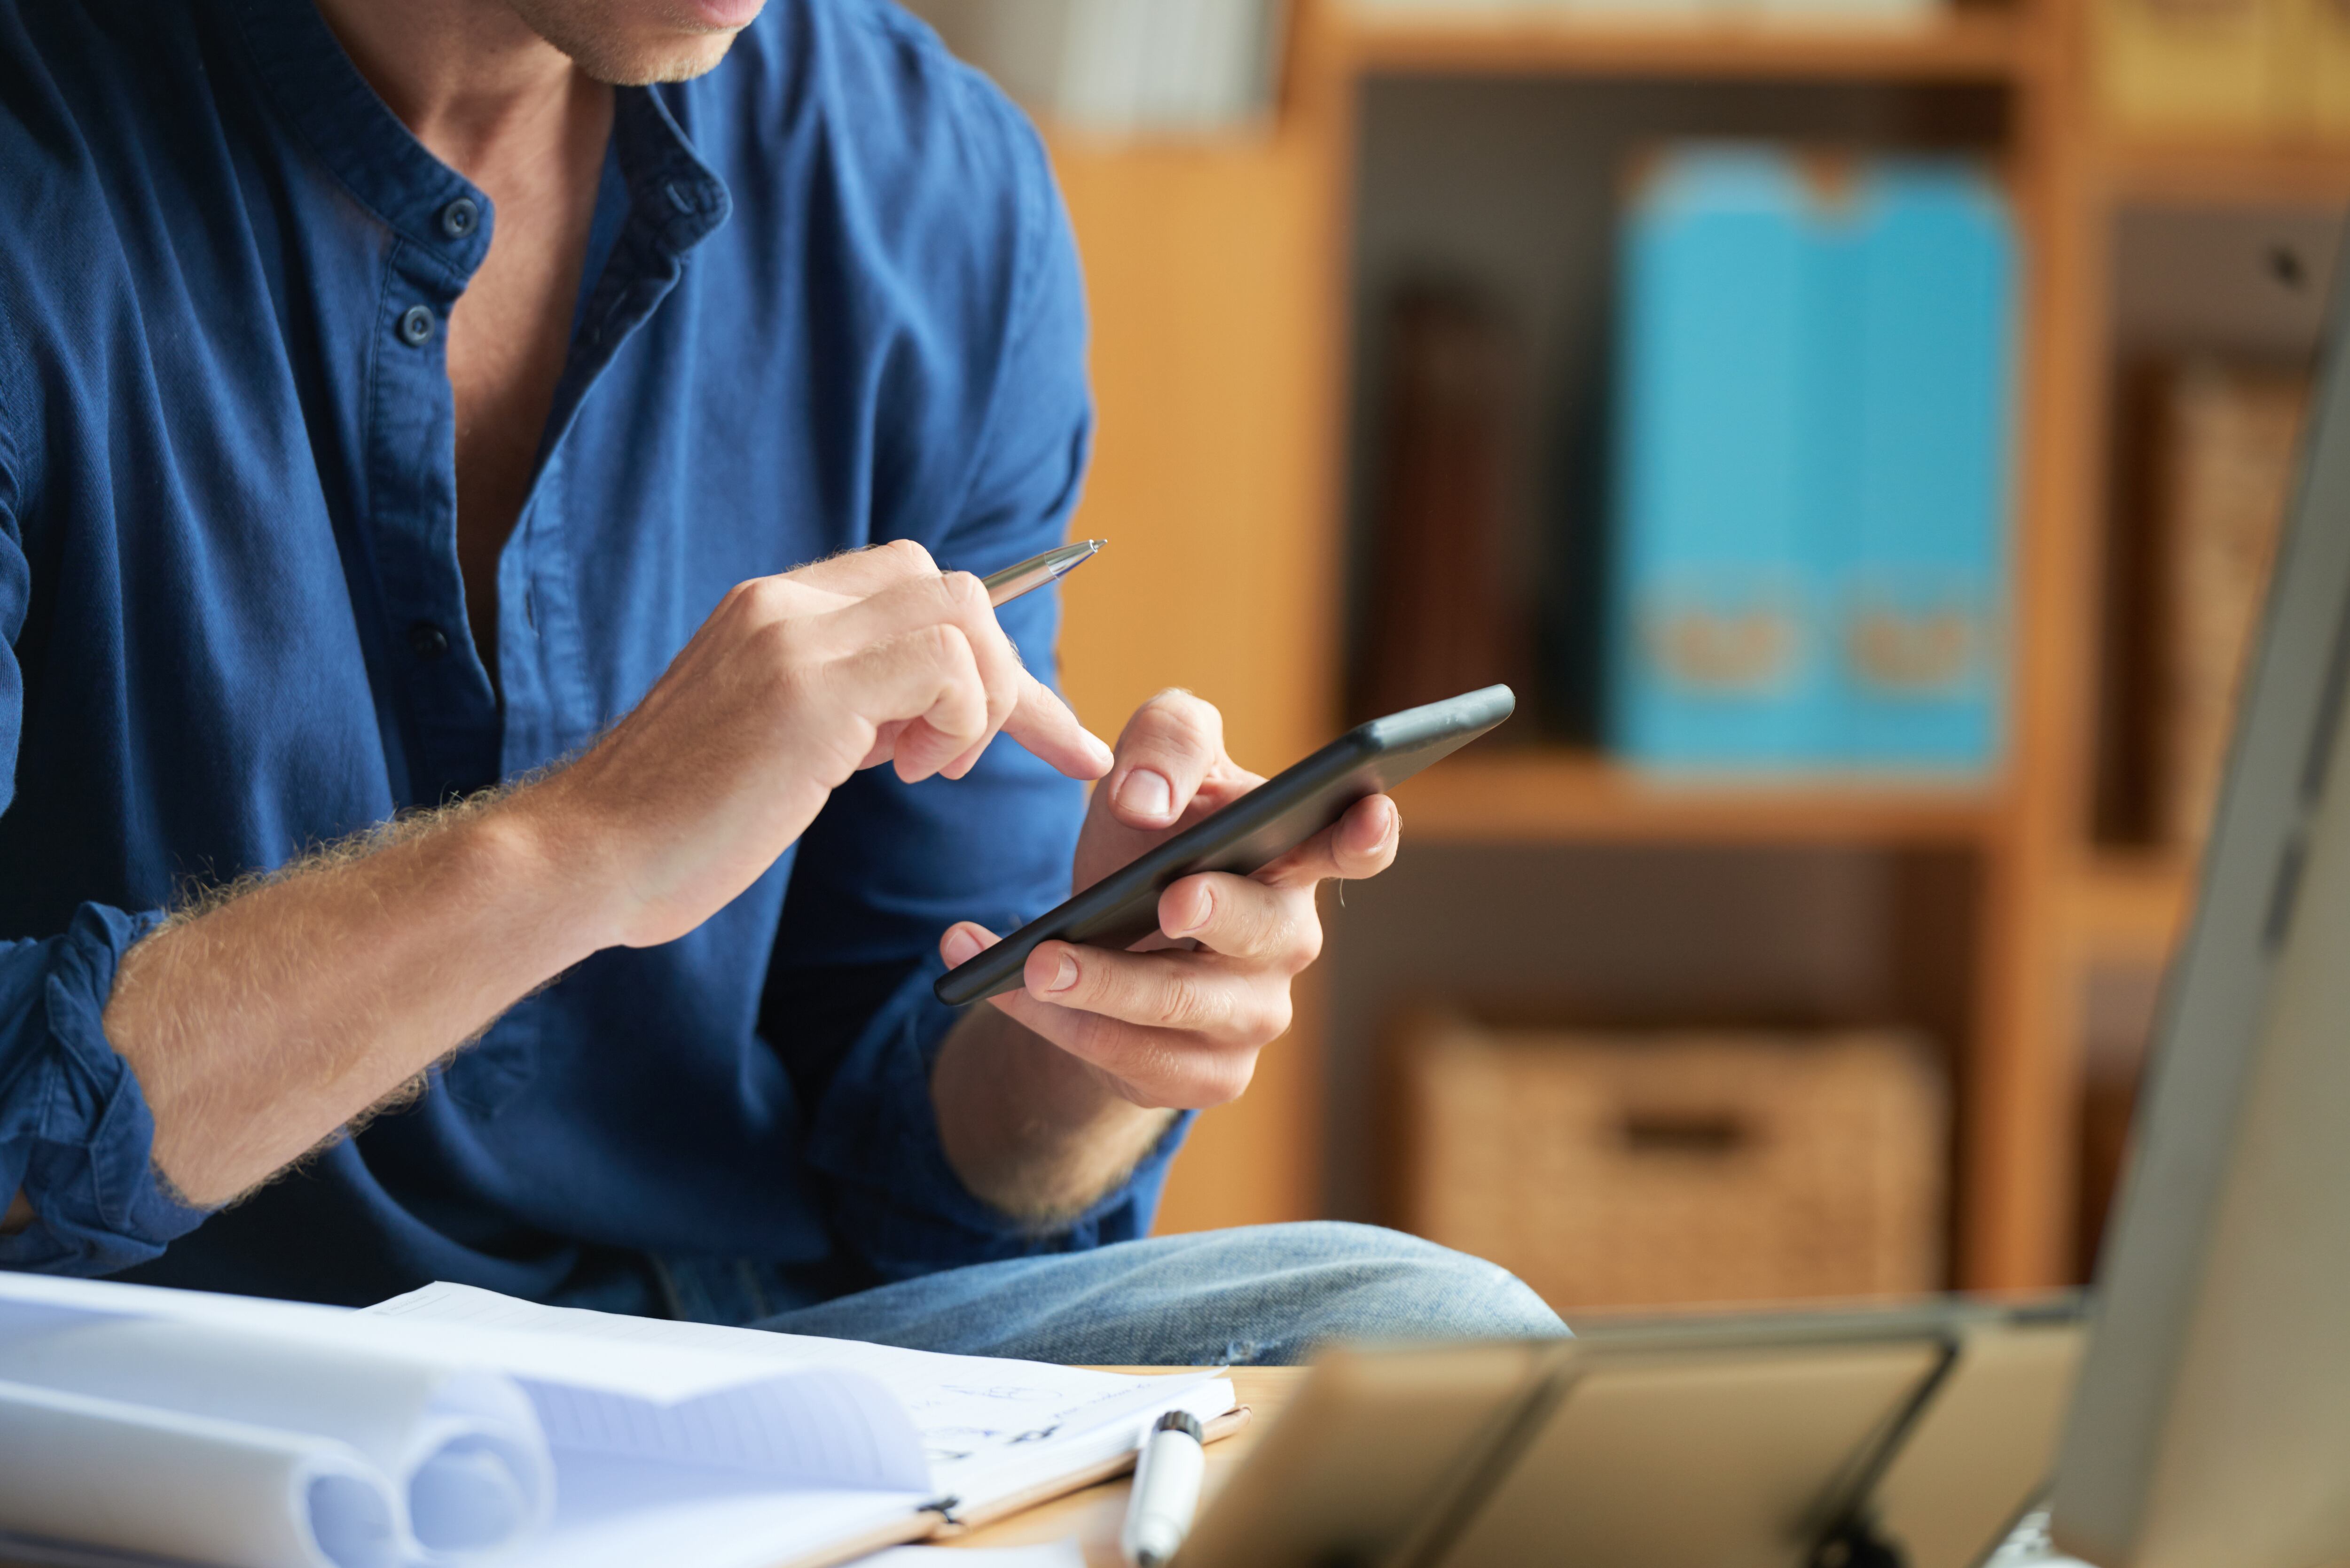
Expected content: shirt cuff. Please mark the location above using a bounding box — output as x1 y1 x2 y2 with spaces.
0 903 211 1274
805 953 1196 1283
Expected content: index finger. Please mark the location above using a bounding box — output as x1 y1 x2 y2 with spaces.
999 668 1115 781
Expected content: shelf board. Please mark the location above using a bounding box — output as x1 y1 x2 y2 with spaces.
2099 141 2350 209
2064 852 2197 963
1340 6 2029 81
1391 749 1996 843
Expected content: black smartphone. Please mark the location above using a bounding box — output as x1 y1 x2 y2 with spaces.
934 684 1516 1006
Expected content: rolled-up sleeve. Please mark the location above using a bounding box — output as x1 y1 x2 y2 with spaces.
768 86 1192 1279
1 452 204 1271
0 905 208 1273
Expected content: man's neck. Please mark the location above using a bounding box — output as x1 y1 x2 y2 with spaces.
311 0 592 179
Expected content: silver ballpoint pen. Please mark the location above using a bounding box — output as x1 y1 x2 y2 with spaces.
980 538 1105 607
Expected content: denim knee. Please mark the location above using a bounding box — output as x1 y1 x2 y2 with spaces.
749 1218 1568 1365
1206 1220 1569 1351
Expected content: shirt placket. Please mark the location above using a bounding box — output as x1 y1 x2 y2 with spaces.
365 210 501 803
493 87 733 782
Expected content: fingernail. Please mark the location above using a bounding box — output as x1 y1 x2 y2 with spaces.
1086 733 1116 773
1045 951 1079 993
1117 768 1174 822
1165 884 1209 938
942 926 984 966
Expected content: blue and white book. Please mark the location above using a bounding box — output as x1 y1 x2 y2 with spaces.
1604 145 2014 776
1833 161 2015 772
1607 147 1840 769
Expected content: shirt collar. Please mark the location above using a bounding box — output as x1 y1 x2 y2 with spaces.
611 77 731 260
227 0 730 277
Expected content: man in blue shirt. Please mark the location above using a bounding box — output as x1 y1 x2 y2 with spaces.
0 0 1562 1358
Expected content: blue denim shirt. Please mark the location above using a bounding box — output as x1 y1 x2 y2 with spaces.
0 0 1188 1308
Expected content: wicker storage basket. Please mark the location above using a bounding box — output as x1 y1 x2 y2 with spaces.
1390 1014 1947 1312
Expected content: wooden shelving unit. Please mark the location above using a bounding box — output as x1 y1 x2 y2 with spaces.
1045 0 2350 1284
1394 753 1994 845
2063 852 2195 963
1341 8 2029 79
2099 141 2350 207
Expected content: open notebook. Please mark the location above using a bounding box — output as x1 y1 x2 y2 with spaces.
0 1274 1235 1568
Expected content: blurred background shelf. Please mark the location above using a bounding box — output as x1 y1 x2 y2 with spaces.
1340 8 2031 80
1393 752 1996 843
2064 852 2194 962
924 0 2350 1307
2100 143 2350 208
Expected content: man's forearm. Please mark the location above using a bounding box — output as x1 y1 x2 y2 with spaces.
7 544 1113 1235
931 1005 1179 1223
95 794 609 1209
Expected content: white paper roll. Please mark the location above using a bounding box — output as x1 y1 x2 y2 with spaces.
0 1378 399 1568
0 1318 553 1564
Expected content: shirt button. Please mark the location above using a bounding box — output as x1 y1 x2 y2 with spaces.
439 197 479 240
397 304 436 346
409 621 451 660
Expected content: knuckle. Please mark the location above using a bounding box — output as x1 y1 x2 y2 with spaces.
1253 992 1294 1042
1250 898 1296 959
1094 959 1143 1016
1123 687 1200 741
742 576 791 616
940 570 990 615
1224 888 1285 960
925 621 971 664
1157 973 1222 1034
879 538 935 572
755 615 806 671
1201 1054 1255 1105
1140 691 1219 748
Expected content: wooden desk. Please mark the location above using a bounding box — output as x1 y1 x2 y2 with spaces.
946 1367 1304 1561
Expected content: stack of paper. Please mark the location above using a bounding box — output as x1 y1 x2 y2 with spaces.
0 1275 1233 1568
906 0 1288 136
1344 0 1941 27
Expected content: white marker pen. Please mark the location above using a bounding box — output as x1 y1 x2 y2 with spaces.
1119 1409 1206 1568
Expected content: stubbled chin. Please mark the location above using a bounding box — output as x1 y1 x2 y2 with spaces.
574 30 742 86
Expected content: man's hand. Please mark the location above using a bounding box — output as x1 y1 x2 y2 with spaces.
930 691 1399 1217
82 541 1111 1214
530 540 1112 952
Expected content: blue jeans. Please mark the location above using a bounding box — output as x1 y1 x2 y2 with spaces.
664 1223 1567 1365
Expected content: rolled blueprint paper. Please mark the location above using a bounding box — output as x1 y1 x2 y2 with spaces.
0 1378 399 1568
0 1318 553 1563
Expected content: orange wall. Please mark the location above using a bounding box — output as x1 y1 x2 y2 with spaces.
1047 132 1342 1231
